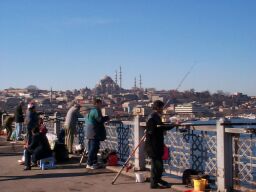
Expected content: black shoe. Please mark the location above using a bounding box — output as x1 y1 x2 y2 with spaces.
150 183 165 189
23 166 31 171
150 184 159 189
158 179 171 188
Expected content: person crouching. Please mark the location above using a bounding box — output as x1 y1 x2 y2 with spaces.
23 126 52 170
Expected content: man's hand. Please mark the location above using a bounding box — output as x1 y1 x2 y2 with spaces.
103 116 110 122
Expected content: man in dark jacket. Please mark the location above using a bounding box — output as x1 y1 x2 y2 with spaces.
14 101 24 140
145 100 174 189
24 127 52 170
25 102 39 145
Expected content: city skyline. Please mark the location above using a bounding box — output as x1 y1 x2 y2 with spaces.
0 1 256 96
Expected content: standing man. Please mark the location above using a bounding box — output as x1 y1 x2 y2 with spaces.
145 100 174 189
64 103 82 154
86 98 109 169
14 101 24 140
25 102 39 145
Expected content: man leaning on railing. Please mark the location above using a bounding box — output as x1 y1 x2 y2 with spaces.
64 103 83 154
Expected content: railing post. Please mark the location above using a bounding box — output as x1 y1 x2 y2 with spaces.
134 115 145 170
217 118 233 192
1 113 7 128
1 113 5 127
54 112 60 136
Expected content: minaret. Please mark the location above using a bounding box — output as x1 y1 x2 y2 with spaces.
50 87 53 103
139 74 142 89
134 77 137 89
119 66 122 89
115 70 118 85
50 87 53 112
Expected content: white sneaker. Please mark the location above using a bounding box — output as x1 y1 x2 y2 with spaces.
86 163 101 169
86 165 95 169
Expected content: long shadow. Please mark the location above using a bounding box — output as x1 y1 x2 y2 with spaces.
0 170 113 182
56 164 87 170
0 152 22 156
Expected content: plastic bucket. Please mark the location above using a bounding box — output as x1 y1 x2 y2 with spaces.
193 179 206 191
135 173 145 183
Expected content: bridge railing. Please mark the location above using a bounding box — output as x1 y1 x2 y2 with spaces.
43 115 256 192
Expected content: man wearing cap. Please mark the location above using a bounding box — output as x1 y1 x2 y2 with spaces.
64 103 82 154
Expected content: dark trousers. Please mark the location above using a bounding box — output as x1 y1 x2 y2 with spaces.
27 130 32 145
24 149 36 167
24 148 52 167
87 139 100 166
150 158 163 186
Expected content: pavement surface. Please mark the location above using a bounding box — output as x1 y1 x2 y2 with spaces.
0 136 190 192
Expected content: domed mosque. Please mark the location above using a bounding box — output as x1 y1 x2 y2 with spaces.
94 75 120 94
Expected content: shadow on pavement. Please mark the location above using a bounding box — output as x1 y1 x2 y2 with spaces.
0 152 23 156
0 170 113 182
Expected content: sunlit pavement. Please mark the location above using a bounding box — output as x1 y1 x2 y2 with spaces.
0 136 186 192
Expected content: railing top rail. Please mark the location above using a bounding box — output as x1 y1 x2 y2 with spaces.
225 128 256 134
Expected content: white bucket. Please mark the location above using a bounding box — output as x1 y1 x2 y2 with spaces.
135 172 145 183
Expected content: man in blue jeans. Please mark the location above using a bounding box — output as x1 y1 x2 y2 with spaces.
86 98 109 169
14 101 24 140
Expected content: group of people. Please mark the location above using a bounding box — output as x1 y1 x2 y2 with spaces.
2 101 52 170
64 98 109 169
3 101 25 141
64 98 173 189
2 98 174 189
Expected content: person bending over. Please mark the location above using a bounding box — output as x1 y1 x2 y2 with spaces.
24 127 52 170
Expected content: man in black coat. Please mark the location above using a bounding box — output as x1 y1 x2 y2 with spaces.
145 100 175 189
25 102 39 145
24 127 52 170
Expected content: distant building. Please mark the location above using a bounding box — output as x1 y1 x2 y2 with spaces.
122 101 137 114
133 105 152 116
102 107 114 116
175 102 208 118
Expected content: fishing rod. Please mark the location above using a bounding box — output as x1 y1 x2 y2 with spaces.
176 63 196 91
163 63 197 109
111 133 146 185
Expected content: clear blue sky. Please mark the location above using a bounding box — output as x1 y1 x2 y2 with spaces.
0 0 256 95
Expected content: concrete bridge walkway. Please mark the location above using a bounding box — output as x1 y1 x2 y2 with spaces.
0 136 190 192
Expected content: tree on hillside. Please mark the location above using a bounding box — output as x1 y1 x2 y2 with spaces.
26 85 39 90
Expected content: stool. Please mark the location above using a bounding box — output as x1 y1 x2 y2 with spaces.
39 157 55 170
